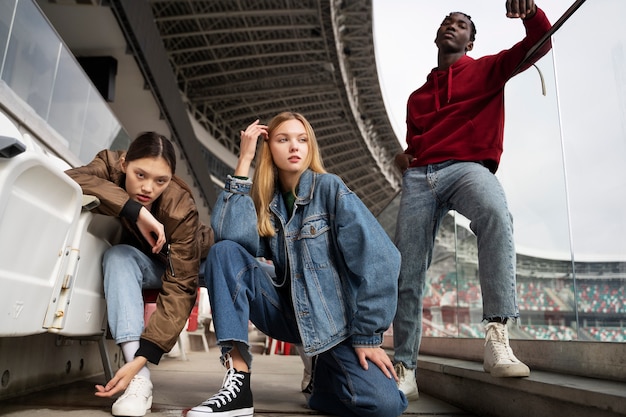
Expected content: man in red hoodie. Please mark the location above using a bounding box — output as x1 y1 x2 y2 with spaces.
392 1 552 400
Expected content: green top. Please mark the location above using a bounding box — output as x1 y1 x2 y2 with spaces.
282 190 296 217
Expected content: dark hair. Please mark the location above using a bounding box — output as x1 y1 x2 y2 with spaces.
125 132 176 174
449 11 477 41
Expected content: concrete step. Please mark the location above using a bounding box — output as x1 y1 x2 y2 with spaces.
417 355 626 417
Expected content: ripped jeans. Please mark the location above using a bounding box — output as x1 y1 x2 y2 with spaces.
393 161 519 370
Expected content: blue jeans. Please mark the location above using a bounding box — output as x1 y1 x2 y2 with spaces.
102 244 164 344
205 240 407 417
393 161 519 370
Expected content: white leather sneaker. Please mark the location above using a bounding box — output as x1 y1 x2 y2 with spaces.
111 374 153 416
484 322 530 377
394 362 419 401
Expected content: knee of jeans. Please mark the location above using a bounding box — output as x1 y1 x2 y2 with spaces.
357 393 407 417
474 204 513 229
208 240 250 268
377 391 408 417
103 244 136 266
348 376 407 417
102 246 138 288
209 240 240 259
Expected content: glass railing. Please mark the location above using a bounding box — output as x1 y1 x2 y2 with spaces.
377 0 626 343
0 0 128 163
3 0 623 345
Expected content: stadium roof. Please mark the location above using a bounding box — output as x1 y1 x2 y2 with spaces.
147 0 402 214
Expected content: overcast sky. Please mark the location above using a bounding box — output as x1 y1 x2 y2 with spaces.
372 1 626 261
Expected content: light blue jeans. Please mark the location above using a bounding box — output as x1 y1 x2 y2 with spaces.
205 240 407 417
102 244 163 344
393 161 519 370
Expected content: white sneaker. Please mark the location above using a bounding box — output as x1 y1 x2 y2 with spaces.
111 375 153 416
394 363 419 401
484 322 530 377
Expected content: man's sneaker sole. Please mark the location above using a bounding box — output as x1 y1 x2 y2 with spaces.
484 362 530 378
186 406 253 417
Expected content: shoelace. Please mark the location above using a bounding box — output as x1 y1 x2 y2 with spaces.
485 324 515 361
488 338 510 358
200 368 244 409
485 322 509 343
120 376 150 399
394 364 407 379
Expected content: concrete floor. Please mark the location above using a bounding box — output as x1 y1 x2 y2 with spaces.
0 346 474 417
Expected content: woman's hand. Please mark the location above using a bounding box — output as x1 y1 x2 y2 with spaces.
354 346 399 381
137 206 166 254
234 119 268 178
95 356 148 398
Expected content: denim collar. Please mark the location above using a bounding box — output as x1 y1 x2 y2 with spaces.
293 169 315 206
272 169 316 207
270 169 315 222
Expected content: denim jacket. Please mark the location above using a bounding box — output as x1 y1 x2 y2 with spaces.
211 169 400 355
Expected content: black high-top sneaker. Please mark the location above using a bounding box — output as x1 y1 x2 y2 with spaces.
187 355 253 417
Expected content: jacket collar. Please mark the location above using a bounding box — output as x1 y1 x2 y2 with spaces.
270 169 316 222
293 169 315 206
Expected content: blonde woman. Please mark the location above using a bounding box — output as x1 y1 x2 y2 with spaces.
188 112 407 417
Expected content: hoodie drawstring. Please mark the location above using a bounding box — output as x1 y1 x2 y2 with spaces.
433 72 440 111
433 67 453 111
447 66 453 104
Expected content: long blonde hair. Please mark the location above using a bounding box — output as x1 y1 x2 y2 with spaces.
251 112 326 236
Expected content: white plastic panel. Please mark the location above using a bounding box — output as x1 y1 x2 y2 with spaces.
47 213 121 336
0 153 82 336
0 111 82 336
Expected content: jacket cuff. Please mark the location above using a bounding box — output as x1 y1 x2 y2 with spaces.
224 175 252 194
136 338 165 365
120 199 143 223
351 333 383 348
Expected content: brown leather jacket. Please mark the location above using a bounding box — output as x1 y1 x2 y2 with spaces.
66 150 213 364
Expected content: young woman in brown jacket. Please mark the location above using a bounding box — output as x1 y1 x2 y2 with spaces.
66 132 212 417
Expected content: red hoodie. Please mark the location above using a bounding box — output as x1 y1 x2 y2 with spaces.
405 8 552 173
